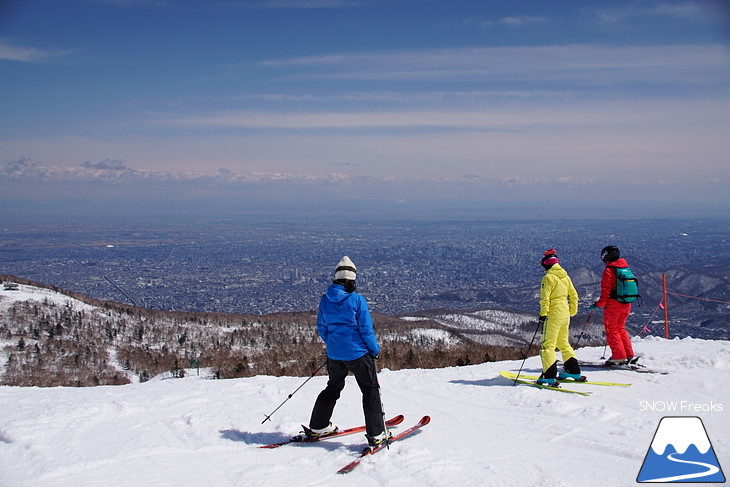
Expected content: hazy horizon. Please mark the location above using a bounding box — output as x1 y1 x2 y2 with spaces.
2 1 730 217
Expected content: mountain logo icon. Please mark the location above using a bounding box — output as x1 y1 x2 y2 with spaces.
637 416 725 483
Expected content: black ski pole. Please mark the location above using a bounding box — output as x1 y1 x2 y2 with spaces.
514 319 542 384
600 342 609 360
573 311 594 349
261 359 328 424
374 354 390 449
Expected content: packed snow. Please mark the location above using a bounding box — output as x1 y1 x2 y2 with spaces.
0 283 96 313
0 336 728 487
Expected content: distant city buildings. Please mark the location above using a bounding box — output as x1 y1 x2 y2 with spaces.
1 218 727 338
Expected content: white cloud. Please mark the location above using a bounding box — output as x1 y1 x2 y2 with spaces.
151 97 730 132
0 156 671 187
0 157 347 185
259 44 730 86
499 15 549 26
81 159 129 170
3 97 728 192
252 0 360 8
653 3 708 20
91 0 169 6
233 90 575 103
0 40 70 63
92 0 358 9
2 156 726 214
585 2 729 25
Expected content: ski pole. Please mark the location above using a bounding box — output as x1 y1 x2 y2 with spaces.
378 385 389 449
600 342 609 360
573 311 593 349
368 353 390 449
514 319 542 384
261 359 328 424
375 381 390 449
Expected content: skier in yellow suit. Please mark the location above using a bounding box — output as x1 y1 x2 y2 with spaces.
537 249 583 385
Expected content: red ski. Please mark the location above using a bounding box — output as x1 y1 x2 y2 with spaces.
259 415 405 449
337 415 431 474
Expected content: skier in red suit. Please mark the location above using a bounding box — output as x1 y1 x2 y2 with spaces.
590 245 635 364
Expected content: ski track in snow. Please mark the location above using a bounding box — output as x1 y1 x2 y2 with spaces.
0 336 728 486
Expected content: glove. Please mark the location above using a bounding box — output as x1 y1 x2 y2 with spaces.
539 316 547 323
589 303 599 312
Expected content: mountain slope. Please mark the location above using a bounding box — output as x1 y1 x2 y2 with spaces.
0 280 524 386
0 337 728 486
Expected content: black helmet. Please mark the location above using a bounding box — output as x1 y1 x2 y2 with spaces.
601 245 620 262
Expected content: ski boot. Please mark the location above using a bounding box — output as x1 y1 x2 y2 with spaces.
558 371 587 382
365 430 393 449
605 358 628 366
560 357 585 381
536 377 559 387
302 422 338 439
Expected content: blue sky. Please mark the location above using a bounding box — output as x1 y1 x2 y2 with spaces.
1 0 730 217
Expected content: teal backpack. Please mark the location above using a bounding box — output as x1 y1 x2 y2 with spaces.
613 267 641 304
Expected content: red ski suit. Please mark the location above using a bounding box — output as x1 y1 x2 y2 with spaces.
595 258 635 360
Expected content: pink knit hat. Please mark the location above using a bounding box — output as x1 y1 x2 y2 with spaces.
541 249 559 267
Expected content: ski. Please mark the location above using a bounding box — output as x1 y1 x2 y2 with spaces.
259 415 405 449
504 371 630 387
578 361 668 375
500 371 592 396
337 415 431 474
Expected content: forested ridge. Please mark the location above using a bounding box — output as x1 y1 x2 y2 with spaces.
1 275 525 387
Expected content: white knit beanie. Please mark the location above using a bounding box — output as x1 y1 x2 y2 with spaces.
334 256 357 281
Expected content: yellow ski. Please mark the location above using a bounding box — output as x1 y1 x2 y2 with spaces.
500 371 592 396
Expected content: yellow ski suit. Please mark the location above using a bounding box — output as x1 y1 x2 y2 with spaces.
539 263 579 374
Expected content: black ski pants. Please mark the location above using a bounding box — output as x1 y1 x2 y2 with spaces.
309 354 384 437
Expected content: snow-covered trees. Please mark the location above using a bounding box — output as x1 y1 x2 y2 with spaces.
1 280 526 387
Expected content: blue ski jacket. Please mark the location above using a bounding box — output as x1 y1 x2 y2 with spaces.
317 284 380 361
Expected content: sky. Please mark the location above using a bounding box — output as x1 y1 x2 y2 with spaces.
1 0 730 218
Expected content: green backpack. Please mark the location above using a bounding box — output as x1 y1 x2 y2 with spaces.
613 267 640 304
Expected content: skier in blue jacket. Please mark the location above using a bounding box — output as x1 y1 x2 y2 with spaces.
307 256 389 447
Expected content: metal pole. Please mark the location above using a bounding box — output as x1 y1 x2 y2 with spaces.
573 311 594 349
377 373 390 449
514 319 542 383
261 360 328 424
662 273 669 339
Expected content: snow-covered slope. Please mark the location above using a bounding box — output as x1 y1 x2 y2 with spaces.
0 282 96 313
0 337 728 487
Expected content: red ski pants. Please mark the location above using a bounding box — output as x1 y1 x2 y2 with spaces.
603 302 634 360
